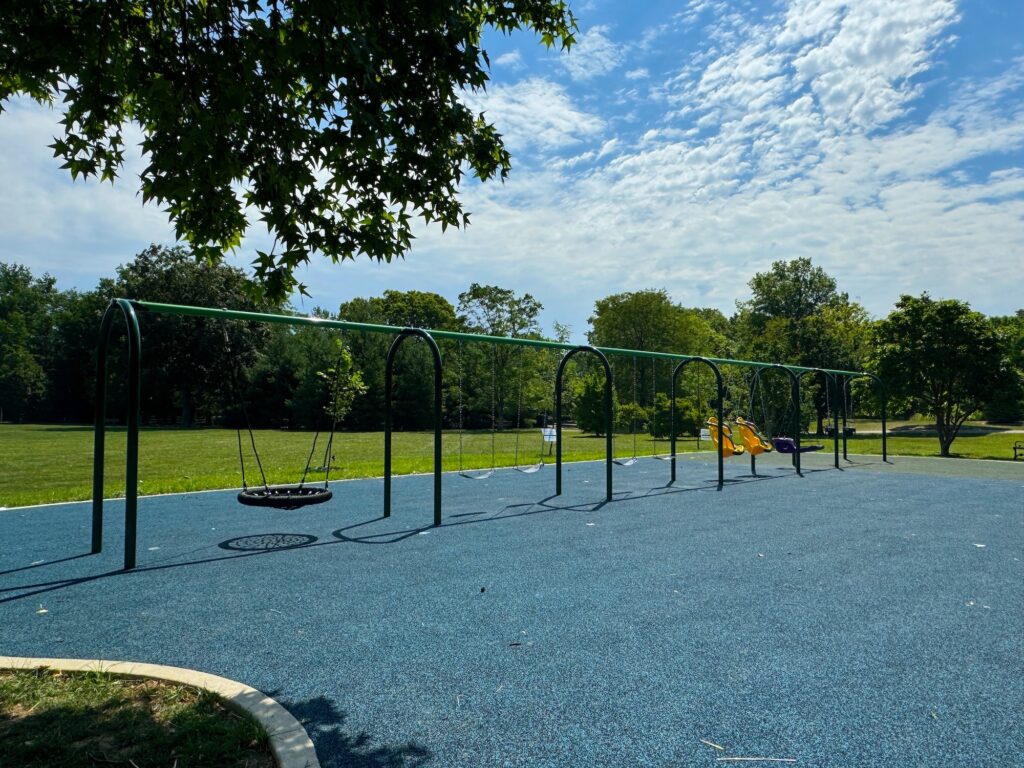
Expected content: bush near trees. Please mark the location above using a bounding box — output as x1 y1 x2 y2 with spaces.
1 254 1020 459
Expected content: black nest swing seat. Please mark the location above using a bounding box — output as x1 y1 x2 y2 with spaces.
225 325 340 512
237 484 333 510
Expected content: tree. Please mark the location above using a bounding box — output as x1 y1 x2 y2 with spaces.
457 283 543 425
0 264 57 421
2 1 576 300
109 245 274 425
45 288 112 422
984 311 1024 422
572 368 616 436
587 289 726 414
338 290 459 430
735 258 869 433
873 294 1014 457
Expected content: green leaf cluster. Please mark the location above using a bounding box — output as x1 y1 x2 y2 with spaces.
1 0 577 300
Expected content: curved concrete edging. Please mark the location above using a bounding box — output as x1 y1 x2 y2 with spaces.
0 656 320 768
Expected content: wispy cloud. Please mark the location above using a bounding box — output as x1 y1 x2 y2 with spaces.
561 25 626 81
493 51 524 71
462 78 604 157
416 0 1024 324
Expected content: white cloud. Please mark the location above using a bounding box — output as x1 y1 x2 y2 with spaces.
625 68 650 80
0 98 177 284
786 0 960 129
596 138 619 159
561 26 625 81
494 51 524 71
462 78 604 156
408 3 1024 326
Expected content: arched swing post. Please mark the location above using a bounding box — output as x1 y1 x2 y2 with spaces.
838 374 854 461
555 346 613 501
845 373 888 463
384 329 443 526
669 358 725 489
797 368 840 469
92 298 142 570
752 364 804 475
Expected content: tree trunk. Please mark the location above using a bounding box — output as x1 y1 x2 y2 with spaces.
181 387 193 428
936 414 953 457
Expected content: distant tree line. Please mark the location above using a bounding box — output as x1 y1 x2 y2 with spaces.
1 248 1021 456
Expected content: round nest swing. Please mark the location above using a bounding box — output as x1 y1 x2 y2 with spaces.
237 484 333 510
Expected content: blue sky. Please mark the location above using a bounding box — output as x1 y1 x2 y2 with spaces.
1 0 1023 340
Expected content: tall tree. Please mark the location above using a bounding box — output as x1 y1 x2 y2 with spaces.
2 1 576 300
45 288 112 422
984 311 1024 422
110 245 274 425
0 264 57 421
873 294 1013 457
587 289 726 414
457 283 543 425
339 290 459 430
735 258 869 432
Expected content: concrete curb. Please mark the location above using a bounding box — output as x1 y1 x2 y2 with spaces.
0 656 320 768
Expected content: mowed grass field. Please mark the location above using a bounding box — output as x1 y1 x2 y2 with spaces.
0 424 702 508
1 423 1021 508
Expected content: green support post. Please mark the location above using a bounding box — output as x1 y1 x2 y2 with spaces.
555 346 613 501
383 329 443 526
670 358 725 489
92 299 142 570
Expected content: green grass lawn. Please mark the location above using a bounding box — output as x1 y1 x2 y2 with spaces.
0 424 707 508
821 432 1022 461
0 668 271 768
1 423 1020 508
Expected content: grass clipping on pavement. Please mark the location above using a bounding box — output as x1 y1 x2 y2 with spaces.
0 667 273 767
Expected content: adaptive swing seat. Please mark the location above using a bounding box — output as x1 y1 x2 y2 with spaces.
734 416 773 456
705 417 745 457
771 436 824 454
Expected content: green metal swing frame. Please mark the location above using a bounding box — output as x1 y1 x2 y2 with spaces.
93 298 887 569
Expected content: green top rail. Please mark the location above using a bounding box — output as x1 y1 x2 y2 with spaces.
126 299 873 378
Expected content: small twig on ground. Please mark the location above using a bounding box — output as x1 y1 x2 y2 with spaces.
715 758 796 763
701 739 726 751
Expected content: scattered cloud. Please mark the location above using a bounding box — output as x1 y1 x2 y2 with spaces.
493 51 524 71
462 78 604 156
413 1 1024 325
561 25 626 81
2 0 1022 334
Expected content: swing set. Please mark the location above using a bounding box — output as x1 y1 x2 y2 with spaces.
90 298 887 569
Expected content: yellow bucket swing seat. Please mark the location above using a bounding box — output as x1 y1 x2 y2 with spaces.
705 416 745 457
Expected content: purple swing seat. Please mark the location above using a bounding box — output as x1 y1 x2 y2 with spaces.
771 436 825 454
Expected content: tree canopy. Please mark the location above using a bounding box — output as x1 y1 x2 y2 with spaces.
1 0 576 300
0 264 56 421
735 258 869 433
873 294 1013 456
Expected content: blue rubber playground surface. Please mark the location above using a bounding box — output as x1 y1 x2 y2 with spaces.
2 453 1022 767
